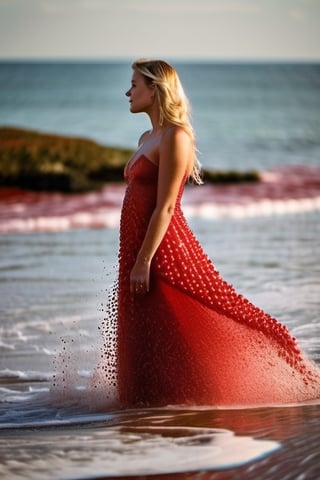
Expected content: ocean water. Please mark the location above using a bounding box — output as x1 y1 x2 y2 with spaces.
0 61 320 479
1 61 320 170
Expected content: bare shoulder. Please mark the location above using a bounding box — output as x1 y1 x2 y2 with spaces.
138 130 151 146
161 125 193 162
162 125 191 145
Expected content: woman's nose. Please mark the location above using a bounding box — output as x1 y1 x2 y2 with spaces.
125 89 130 97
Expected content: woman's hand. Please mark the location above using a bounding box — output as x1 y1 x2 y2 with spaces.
130 258 151 295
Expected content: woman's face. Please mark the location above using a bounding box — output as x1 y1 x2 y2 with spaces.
125 70 155 114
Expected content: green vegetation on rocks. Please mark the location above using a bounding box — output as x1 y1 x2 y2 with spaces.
0 127 260 192
0 127 133 192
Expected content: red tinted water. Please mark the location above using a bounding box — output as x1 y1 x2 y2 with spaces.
0 165 319 234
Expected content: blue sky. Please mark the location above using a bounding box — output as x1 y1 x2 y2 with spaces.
0 0 319 60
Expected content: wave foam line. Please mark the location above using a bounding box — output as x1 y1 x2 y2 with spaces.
0 368 52 382
1 196 319 234
0 208 121 234
0 423 281 476
184 196 320 220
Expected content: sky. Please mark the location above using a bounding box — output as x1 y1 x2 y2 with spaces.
0 0 319 61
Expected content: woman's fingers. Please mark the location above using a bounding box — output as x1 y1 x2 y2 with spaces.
130 278 147 295
129 262 150 294
135 281 145 295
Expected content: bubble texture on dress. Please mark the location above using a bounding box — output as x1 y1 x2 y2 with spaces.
109 154 320 408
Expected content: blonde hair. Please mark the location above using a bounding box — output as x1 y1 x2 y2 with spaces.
132 58 202 184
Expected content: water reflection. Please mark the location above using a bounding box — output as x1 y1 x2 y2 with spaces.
111 403 320 480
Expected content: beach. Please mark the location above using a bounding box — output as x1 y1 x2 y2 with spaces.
0 60 320 479
1 208 320 478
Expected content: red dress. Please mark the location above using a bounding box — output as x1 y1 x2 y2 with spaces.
116 154 320 408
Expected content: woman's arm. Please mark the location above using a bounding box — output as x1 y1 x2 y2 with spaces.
130 126 192 294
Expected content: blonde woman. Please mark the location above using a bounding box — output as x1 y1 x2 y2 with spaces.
114 59 320 408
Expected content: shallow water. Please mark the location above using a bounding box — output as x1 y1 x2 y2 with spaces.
1 60 320 479
1 402 320 479
0 209 320 478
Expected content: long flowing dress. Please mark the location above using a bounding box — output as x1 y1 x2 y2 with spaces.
115 154 320 408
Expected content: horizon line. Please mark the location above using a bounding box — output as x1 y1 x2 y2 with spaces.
1 55 320 64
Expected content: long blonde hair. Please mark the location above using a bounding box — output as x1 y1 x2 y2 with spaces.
132 59 202 184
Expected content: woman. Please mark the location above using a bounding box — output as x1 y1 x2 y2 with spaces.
112 59 320 408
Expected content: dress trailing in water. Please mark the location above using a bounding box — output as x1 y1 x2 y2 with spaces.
112 154 320 408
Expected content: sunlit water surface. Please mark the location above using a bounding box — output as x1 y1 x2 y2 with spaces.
1 60 320 479
0 212 319 479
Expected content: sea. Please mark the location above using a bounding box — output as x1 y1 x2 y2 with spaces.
0 60 320 480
